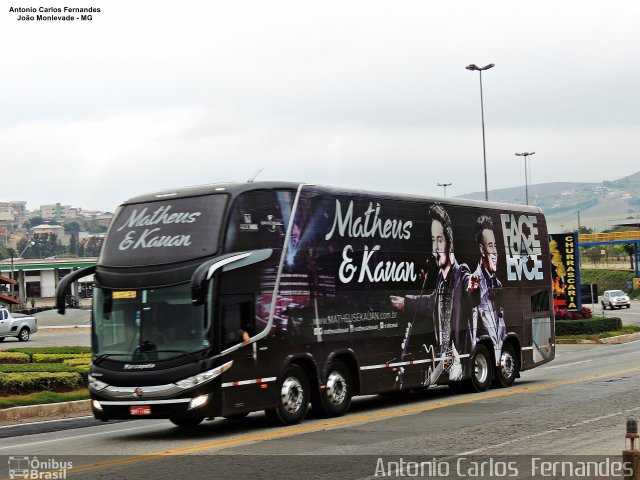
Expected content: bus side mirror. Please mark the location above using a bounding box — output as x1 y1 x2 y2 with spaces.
55 265 97 314
190 249 273 306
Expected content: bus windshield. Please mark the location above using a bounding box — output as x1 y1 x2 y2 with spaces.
92 284 208 362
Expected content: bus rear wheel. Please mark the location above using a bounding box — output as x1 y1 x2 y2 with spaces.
313 360 352 418
494 343 519 388
464 344 492 392
266 364 309 426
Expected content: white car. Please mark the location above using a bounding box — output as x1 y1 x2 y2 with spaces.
0 307 38 342
601 290 631 309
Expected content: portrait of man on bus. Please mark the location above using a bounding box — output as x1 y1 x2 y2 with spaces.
389 203 478 381
468 214 506 357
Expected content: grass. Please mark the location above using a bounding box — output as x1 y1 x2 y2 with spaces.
557 325 640 342
0 389 89 409
580 269 640 299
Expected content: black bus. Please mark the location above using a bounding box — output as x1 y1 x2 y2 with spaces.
57 182 555 427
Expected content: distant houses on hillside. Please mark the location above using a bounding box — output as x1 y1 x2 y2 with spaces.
0 201 112 256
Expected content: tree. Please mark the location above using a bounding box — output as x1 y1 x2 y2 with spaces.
583 247 601 267
623 244 637 270
84 236 104 256
16 238 30 258
28 233 63 259
64 222 81 235
28 217 44 228
69 233 79 255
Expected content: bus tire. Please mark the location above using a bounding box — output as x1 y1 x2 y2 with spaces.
464 344 492 392
494 343 519 388
266 364 309 426
313 360 352 418
170 417 204 428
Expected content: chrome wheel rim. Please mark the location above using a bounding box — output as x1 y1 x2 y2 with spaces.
500 351 514 379
281 377 304 414
20 330 28 341
474 354 488 384
326 371 347 406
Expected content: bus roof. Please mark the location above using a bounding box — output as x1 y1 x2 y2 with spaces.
121 181 544 215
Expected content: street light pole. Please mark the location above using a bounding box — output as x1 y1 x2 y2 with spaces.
515 152 536 205
437 182 452 197
466 63 495 201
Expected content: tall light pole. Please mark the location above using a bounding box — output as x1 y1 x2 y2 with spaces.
437 182 452 197
515 152 535 205
466 63 495 201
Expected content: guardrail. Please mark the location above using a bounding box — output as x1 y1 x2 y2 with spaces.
579 231 640 243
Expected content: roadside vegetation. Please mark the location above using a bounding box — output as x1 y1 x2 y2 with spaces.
556 325 640 342
0 346 90 409
556 313 640 342
580 268 640 299
0 390 89 409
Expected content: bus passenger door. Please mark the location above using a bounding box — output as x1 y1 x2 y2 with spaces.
219 295 260 414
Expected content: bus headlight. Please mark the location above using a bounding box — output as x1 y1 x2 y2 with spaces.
88 375 108 391
175 361 233 389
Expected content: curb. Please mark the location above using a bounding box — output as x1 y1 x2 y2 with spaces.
598 332 640 344
0 400 91 423
39 325 90 329
557 332 640 345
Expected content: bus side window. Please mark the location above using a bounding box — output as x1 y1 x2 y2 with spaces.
531 290 550 313
221 299 255 348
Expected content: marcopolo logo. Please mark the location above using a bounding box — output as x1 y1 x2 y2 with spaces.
123 363 156 370
8 456 73 479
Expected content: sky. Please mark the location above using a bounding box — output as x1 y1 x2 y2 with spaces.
2 1 639 213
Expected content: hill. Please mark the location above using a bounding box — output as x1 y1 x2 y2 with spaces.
458 172 640 232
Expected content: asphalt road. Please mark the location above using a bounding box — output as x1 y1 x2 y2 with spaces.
0 341 638 480
0 309 91 347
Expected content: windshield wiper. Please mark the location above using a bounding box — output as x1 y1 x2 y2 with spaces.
135 346 201 363
92 353 129 364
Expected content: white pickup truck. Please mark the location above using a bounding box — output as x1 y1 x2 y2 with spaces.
0 307 37 342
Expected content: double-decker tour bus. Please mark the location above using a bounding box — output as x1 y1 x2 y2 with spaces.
57 182 555 427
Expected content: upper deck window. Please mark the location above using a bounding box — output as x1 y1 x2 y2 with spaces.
101 195 228 267
224 190 294 252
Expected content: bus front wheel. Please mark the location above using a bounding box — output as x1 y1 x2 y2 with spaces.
266 364 309 426
313 360 352 418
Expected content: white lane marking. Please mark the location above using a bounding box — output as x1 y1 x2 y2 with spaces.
545 359 594 370
459 406 640 455
0 424 151 451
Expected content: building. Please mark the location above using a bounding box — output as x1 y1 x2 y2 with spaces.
0 201 27 217
0 205 14 222
0 257 97 307
40 203 80 221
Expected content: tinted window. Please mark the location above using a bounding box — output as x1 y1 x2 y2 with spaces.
224 190 294 252
101 195 228 267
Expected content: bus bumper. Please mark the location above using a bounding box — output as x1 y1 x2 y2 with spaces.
91 390 221 421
